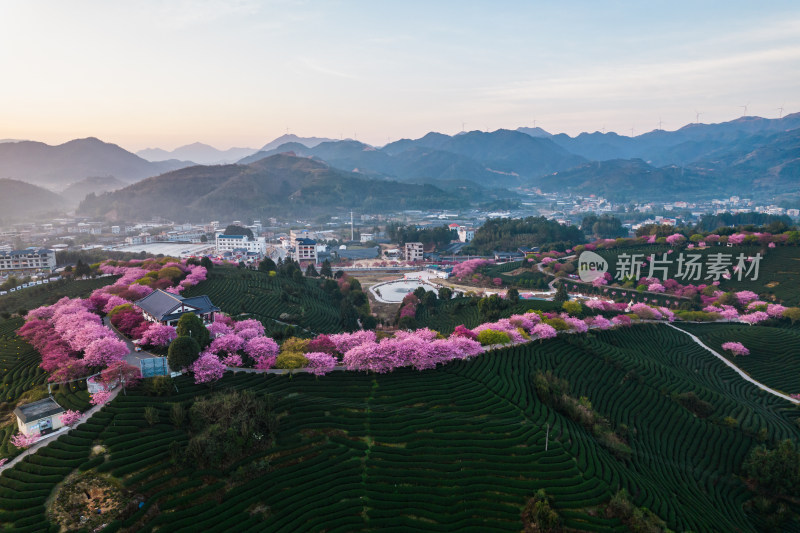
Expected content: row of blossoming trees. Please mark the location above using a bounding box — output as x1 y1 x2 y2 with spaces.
18 258 208 383
16 255 798 395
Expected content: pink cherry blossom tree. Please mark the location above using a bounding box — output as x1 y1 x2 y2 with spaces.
10 432 40 449
59 410 82 427
191 353 226 385
305 352 338 376
90 390 114 406
721 341 749 356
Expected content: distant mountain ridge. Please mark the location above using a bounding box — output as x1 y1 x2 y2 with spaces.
528 113 800 166
78 153 481 222
0 178 66 222
0 138 192 188
241 129 586 188
137 142 258 165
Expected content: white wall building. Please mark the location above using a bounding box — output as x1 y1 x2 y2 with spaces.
0 249 56 272
457 227 475 243
215 234 267 256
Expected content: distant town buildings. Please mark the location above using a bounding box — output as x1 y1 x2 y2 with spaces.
0 248 56 272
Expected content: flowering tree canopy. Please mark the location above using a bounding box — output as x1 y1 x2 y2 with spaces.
191 353 226 384
10 432 40 449
721 341 750 356
59 410 82 427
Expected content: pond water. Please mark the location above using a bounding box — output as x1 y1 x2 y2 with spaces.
373 280 437 303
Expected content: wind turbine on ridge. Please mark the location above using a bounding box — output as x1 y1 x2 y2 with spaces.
778 105 785 119
695 110 702 124
740 103 749 117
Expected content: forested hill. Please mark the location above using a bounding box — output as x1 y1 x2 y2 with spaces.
77 153 478 221
465 216 586 254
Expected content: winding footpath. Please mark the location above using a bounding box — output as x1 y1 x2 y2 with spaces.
666 323 800 405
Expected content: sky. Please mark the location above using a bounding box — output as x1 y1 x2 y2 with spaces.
1 0 799 151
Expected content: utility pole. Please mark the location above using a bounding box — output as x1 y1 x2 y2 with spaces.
350 211 354 241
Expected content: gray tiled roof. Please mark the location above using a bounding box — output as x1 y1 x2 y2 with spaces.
135 290 219 322
14 397 65 423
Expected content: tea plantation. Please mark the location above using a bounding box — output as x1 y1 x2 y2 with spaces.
0 275 118 317
679 322 800 395
592 245 800 305
181 267 345 336
2 324 798 532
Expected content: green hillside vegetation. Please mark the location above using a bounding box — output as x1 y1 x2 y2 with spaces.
589 244 800 305
0 275 118 318
0 319 91 459
181 266 353 337
415 296 562 334
679 322 800 394
2 324 799 531
0 178 66 223
78 153 476 221
465 216 586 254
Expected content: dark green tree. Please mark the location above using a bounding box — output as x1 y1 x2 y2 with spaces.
200 256 213 270
507 287 520 304
167 336 201 371
437 286 453 300
305 263 319 277
744 439 800 497
259 257 277 273
223 225 254 239
175 312 210 348
553 283 568 304
340 301 360 332
320 259 333 278
421 290 437 309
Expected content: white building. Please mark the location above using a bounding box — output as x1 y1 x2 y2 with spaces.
404 242 424 261
457 227 475 243
0 249 56 272
215 234 267 256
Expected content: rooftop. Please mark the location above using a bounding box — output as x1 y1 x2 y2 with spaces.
14 397 65 423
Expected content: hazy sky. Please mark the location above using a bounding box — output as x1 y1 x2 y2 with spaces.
1 1 798 151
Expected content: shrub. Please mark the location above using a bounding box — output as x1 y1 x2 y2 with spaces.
476 329 511 346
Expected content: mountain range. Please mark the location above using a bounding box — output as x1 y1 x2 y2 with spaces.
78 154 486 221
135 135 338 165
2 113 799 220
0 138 191 188
0 179 66 223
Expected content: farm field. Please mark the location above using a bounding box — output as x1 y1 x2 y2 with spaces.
679 322 800 395
181 266 345 336
0 275 118 317
2 323 798 531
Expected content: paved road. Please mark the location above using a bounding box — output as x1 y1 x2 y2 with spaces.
103 316 158 367
666 323 799 404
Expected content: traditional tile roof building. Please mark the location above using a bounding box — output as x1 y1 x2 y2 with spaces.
134 289 219 326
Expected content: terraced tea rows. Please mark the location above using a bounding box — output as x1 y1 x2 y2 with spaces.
182 267 344 335
2 323 797 531
416 297 561 334
0 275 118 317
679 322 800 395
